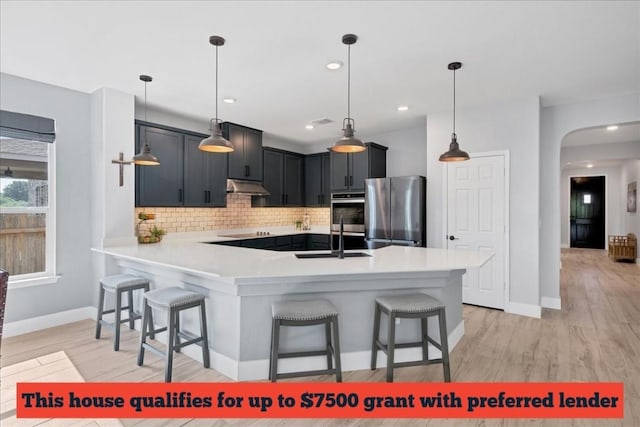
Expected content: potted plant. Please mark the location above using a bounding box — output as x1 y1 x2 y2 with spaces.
149 225 166 243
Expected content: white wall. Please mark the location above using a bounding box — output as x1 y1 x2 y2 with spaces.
560 167 623 248
539 92 640 307
1 73 94 322
620 159 640 248
427 96 541 312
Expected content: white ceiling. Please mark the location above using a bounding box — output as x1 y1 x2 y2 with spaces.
1 1 639 144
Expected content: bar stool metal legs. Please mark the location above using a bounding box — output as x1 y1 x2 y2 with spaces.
137 286 209 382
269 299 342 382
95 274 150 351
371 293 451 383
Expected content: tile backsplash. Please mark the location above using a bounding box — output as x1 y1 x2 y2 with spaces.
134 193 329 234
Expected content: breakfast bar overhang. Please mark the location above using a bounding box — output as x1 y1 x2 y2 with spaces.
92 233 492 381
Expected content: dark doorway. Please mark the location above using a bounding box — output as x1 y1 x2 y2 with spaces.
570 176 605 249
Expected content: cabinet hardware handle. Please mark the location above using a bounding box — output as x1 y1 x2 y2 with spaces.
285 194 288 204
318 195 321 205
344 176 348 187
179 189 183 203
350 175 353 186
281 194 285 205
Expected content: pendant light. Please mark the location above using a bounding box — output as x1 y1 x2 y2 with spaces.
330 34 366 153
199 35 234 153
439 62 470 162
132 75 160 165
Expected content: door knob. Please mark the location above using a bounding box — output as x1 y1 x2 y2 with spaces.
449 235 458 241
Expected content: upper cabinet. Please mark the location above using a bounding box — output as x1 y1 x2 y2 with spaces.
222 122 263 181
305 152 330 207
252 147 304 207
135 124 184 207
329 142 388 193
183 134 228 207
135 121 227 207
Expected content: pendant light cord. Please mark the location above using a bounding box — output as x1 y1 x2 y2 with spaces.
347 44 351 120
452 67 456 135
144 80 148 123
215 44 219 122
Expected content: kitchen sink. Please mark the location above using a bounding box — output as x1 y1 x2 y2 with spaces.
295 252 371 259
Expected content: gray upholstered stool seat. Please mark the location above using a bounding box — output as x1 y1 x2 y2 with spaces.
95 274 150 351
137 286 210 382
269 298 342 382
371 293 451 382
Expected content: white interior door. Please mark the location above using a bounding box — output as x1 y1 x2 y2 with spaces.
446 154 506 309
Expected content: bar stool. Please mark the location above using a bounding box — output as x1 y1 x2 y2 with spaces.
269 299 342 382
371 293 451 382
137 286 209 382
95 274 150 351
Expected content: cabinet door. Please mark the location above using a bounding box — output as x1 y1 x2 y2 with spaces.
206 152 228 207
136 125 183 206
243 128 263 181
305 154 323 206
183 134 228 207
183 135 208 206
283 153 303 206
261 149 283 206
349 150 368 192
321 153 330 205
224 123 247 180
330 151 349 192
203 136 228 207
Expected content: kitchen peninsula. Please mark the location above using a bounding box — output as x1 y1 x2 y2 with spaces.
93 227 492 381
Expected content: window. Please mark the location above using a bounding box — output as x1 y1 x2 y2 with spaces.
0 110 56 284
583 193 592 204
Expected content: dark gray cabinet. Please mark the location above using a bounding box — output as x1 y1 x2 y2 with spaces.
305 153 330 207
252 147 304 207
135 124 184 207
136 121 227 207
329 142 387 192
184 134 227 207
223 122 263 181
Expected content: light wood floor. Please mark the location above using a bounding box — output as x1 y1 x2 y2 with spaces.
2 249 639 426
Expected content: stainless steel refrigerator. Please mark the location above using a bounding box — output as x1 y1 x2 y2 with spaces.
364 176 426 248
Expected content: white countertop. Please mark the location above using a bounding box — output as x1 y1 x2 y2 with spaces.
92 227 493 285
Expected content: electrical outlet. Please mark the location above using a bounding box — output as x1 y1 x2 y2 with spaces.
395 318 401 325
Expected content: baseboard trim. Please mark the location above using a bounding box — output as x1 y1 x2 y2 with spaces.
4 310 468 381
235 320 465 381
4 306 97 338
505 301 541 318
540 296 561 310
560 243 570 249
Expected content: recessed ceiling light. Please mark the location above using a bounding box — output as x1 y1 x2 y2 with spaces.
326 60 343 70
223 97 236 104
606 125 618 131
397 105 409 112
305 124 314 130
587 164 594 168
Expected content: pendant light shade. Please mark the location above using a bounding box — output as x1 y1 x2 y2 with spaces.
330 34 366 153
199 36 234 153
132 75 160 165
439 62 470 162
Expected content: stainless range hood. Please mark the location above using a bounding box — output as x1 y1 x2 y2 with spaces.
226 179 270 196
